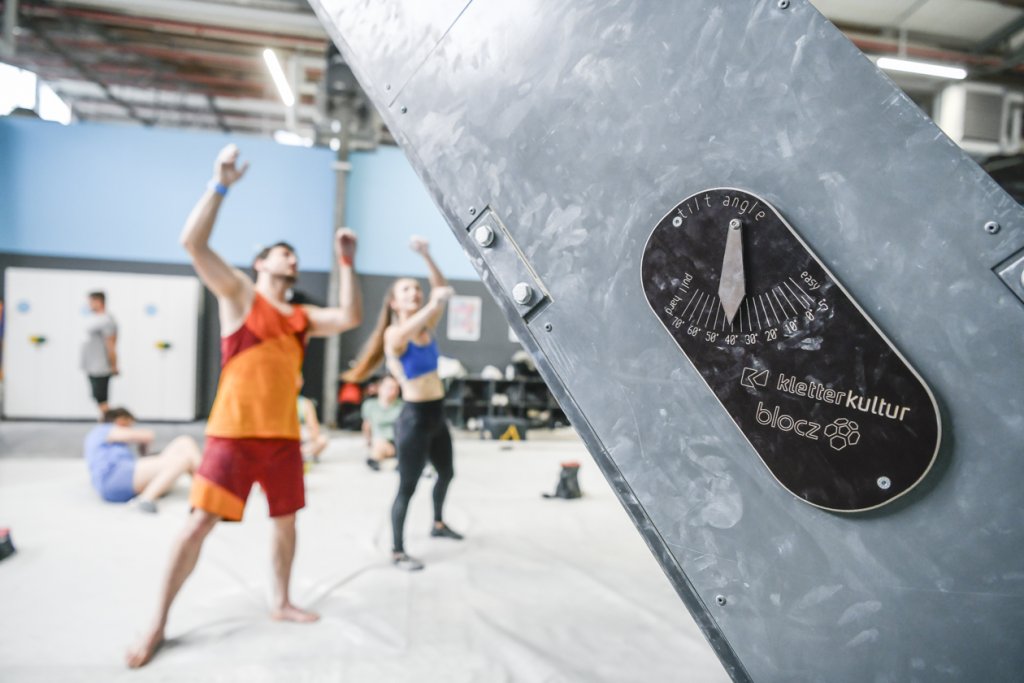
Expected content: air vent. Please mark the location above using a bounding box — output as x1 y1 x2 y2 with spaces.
936 83 1023 157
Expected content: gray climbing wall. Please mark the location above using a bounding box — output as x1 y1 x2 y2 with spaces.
308 1 1024 680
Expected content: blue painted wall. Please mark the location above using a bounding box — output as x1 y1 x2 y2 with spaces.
0 117 338 270
0 117 473 279
346 145 474 280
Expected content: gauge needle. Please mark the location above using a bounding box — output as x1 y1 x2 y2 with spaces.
718 218 745 325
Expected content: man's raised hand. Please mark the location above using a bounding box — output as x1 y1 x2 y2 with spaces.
335 228 358 264
213 144 250 187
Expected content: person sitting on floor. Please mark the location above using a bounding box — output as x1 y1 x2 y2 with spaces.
83 407 201 513
361 375 404 471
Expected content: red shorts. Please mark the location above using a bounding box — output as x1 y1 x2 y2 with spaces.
190 437 304 521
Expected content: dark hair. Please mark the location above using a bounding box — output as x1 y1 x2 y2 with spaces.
88 291 106 303
252 241 297 270
102 407 135 423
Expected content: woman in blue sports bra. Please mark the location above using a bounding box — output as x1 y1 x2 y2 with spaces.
344 236 461 571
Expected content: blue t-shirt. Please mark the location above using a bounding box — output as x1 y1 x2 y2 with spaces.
83 424 135 492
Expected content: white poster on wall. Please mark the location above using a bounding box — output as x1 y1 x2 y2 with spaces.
447 295 482 341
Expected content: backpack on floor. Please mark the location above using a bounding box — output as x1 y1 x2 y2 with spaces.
543 462 582 499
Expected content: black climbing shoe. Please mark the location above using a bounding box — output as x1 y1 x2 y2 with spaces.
392 552 424 571
430 523 464 540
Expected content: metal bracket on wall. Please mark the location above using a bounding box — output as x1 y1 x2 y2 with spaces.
467 208 551 321
995 247 1024 305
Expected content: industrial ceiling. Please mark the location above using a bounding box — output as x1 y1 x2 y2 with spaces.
3 0 1024 144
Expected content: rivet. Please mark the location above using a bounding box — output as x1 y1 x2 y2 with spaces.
544 323 553 332
469 207 477 216
385 83 392 91
777 0 790 8
984 221 1001 235
877 476 891 490
400 106 408 114
729 219 742 230
715 594 727 606
672 216 683 227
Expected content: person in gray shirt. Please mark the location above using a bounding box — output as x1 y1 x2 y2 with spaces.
81 291 118 417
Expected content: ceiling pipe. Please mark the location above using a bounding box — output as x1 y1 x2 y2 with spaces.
22 33 325 77
49 78 320 116
67 96 308 124
1 0 20 57
51 0 325 39
20 3 325 50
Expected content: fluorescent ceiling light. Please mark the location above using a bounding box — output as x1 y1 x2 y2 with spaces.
877 57 966 80
263 48 295 107
273 129 312 147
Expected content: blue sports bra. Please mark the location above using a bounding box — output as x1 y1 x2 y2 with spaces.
399 337 439 380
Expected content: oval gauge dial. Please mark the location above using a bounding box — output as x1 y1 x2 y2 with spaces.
641 187 940 512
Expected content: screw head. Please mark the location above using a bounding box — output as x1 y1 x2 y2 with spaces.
777 0 790 8
469 207 477 216
512 282 534 305
984 221 1001 234
400 106 408 114
544 323 553 332
877 476 891 490
715 595 727 606
473 224 495 247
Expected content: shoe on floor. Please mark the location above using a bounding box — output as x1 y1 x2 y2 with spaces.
430 523 464 540
366 458 381 471
392 552 424 571
131 498 158 514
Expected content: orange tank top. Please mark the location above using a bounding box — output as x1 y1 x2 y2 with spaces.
206 292 309 439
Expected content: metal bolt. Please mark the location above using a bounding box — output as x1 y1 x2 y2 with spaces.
729 219 742 230
544 323 553 332
473 224 495 247
512 282 534 305
984 221 1001 235
715 595 727 606
469 207 477 216
400 106 408 114
777 0 790 8
877 476 891 490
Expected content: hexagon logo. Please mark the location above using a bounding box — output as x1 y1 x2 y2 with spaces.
825 418 860 451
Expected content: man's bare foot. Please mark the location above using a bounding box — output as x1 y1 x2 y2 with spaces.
125 628 164 669
271 604 319 623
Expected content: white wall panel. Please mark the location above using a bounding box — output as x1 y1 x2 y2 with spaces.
3 268 201 421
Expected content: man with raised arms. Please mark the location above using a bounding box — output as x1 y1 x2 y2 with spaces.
127 144 363 667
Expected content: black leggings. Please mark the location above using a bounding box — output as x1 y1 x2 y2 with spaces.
391 398 454 553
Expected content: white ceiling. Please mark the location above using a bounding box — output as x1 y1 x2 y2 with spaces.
811 0 1022 43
